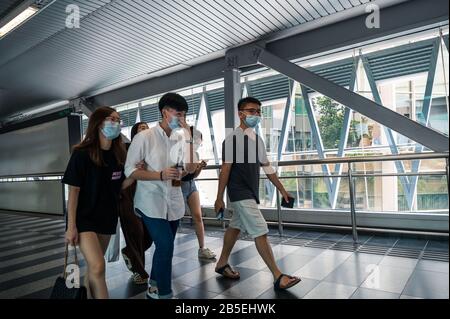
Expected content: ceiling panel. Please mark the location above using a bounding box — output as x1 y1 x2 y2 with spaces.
0 0 22 20
0 0 398 120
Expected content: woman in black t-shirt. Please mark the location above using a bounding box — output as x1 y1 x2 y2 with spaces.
62 107 137 299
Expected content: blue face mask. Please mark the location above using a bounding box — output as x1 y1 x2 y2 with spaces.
168 116 181 130
244 115 261 128
101 121 121 140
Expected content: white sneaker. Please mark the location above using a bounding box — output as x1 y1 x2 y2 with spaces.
146 291 160 299
146 287 176 299
146 287 159 300
198 247 217 259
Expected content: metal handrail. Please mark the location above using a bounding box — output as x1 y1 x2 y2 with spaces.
278 142 424 156
199 152 449 244
0 172 65 179
1 152 448 243
1 152 447 179
202 152 449 170
1 171 445 182
195 171 447 181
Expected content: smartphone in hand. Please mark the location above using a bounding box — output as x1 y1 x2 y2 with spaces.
216 207 233 220
281 196 295 208
217 208 225 220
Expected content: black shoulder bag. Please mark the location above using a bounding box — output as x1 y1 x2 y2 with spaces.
50 244 87 299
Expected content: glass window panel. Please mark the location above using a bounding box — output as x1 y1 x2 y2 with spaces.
259 99 286 159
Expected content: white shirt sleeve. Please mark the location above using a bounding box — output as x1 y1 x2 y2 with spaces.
125 132 147 178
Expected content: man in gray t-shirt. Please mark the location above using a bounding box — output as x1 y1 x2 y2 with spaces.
215 97 301 291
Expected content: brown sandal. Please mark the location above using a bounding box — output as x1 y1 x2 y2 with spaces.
274 274 301 290
215 264 240 280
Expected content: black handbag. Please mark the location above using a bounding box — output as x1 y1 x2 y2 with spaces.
50 244 87 299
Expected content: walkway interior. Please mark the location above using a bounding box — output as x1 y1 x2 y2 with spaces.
0 211 448 299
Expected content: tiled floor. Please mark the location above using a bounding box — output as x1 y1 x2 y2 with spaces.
0 211 448 299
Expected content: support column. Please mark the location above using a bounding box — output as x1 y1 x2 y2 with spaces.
224 68 241 130
70 98 96 117
71 98 130 143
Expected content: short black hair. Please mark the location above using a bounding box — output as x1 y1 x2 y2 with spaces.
238 97 262 111
158 92 189 113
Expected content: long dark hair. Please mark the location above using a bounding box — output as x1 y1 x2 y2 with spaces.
131 122 148 141
73 107 126 167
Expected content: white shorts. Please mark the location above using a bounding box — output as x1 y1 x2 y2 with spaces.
229 199 269 239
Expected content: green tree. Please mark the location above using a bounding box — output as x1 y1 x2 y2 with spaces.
311 96 360 149
314 96 345 149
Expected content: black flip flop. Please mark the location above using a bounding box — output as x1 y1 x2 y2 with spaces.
274 274 301 290
215 264 240 280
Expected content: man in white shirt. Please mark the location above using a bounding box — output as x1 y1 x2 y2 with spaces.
125 92 197 299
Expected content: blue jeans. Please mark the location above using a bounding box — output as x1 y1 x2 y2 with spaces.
136 209 179 299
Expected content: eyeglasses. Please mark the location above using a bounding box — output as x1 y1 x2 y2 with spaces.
241 108 263 116
105 116 124 126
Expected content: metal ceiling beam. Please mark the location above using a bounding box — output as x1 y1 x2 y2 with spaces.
268 0 448 62
90 58 224 107
88 0 449 108
256 0 410 46
256 47 449 153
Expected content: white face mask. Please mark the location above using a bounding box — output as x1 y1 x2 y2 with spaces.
243 114 261 128
168 115 181 130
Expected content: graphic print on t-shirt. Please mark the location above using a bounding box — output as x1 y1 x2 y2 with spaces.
112 171 122 180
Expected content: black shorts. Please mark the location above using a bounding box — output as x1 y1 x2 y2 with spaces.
76 212 118 235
